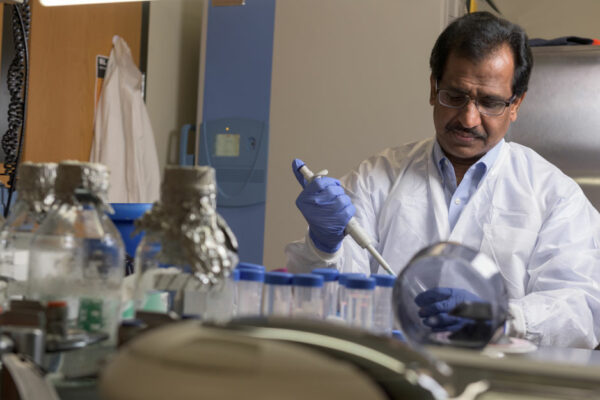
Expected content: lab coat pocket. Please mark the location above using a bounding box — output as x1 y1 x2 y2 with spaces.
481 223 538 298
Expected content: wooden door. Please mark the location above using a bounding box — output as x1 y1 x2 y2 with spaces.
23 0 143 163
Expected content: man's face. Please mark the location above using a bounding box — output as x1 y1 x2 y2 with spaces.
429 44 525 164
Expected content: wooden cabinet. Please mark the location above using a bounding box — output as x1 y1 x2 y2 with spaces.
23 0 143 163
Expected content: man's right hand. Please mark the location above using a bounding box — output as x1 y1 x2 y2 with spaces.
293 159 355 253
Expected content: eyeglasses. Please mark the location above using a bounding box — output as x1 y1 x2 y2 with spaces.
435 81 516 117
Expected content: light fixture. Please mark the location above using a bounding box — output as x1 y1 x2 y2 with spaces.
40 0 152 6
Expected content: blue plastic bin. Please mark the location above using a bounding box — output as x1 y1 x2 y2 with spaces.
108 203 153 257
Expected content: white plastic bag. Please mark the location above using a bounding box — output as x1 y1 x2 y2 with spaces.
91 35 160 203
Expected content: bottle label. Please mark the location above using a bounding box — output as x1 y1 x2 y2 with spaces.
78 298 104 332
141 291 170 313
0 250 29 281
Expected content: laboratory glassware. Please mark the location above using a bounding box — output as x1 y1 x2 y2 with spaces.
133 166 238 316
183 269 240 320
393 241 508 349
28 161 125 343
201 268 240 322
0 162 56 308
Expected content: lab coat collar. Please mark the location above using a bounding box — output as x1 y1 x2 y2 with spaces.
432 138 505 190
427 140 451 239
427 138 509 240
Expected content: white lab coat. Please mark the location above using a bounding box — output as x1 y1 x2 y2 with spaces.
286 138 600 348
91 36 160 203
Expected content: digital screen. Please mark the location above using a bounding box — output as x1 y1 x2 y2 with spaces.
214 133 240 157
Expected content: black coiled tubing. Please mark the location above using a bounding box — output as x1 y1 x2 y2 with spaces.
2 0 31 217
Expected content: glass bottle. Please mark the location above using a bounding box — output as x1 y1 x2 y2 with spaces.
0 162 56 308
28 161 125 342
202 268 239 323
133 166 238 316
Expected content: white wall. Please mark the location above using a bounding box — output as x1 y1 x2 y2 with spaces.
263 0 445 269
146 0 203 175
478 0 600 39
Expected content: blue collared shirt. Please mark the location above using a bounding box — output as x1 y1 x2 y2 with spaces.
433 139 504 231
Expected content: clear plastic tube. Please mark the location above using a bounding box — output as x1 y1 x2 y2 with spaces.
373 285 394 335
338 273 366 320
292 274 324 319
311 268 339 319
371 274 395 335
344 276 375 330
262 271 293 317
322 281 338 319
263 284 293 316
237 277 264 317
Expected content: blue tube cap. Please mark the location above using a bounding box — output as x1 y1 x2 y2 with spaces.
265 271 293 285
236 262 266 272
311 268 339 282
392 330 405 341
344 276 375 290
370 274 396 287
338 273 366 287
230 268 240 282
238 269 265 282
292 273 324 288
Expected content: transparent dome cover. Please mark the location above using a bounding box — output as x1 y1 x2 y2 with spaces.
393 242 508 349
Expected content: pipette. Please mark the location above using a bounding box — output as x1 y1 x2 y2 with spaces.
296 162 396 276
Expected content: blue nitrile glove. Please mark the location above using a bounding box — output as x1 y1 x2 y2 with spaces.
414 287 485 332
292 159 356 253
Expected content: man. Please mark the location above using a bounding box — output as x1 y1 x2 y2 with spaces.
285 12 600 348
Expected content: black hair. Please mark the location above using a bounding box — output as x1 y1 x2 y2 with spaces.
430 11 533 97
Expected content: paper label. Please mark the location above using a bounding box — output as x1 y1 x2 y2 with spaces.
0 250 29 281
215 133 240 157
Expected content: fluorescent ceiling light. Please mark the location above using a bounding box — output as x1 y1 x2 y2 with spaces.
40 0 153 6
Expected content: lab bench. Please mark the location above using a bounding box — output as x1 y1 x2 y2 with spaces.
428 345 600 399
